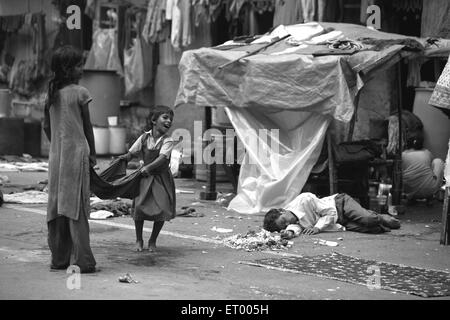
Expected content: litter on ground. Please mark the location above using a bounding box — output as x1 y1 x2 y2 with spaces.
3 191 48 204
89 210 114 220
118 273 139 284
211 226 233 233
223 229 292 252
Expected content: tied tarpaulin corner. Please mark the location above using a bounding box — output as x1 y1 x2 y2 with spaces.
239 252 450 298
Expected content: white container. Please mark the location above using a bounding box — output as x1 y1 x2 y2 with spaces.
93 126 110 155
108 116 118 126
109 126 126 155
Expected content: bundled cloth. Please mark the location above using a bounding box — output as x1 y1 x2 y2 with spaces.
327 39 364 51
90 198 133 217
357 37 425 52
90 158 142 200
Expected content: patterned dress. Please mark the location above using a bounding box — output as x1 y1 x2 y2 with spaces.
130 131 176 221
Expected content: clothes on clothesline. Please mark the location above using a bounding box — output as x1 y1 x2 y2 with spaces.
0 14 25 33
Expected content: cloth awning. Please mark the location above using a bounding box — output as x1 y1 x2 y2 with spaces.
174 22 448 214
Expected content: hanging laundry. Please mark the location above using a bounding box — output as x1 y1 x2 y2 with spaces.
421 0 450 39
301 0 317 23
124 9 153 96
171 0 193 50
209 0 224 22
84 28 124 75
272 0 304 27
406 58 425 88
192 0 210 27
85 0 96 20
142 0 168 44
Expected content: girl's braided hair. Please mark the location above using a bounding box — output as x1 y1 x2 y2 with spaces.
45 45 84 109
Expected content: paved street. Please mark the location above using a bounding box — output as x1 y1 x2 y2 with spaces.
1 167 450 301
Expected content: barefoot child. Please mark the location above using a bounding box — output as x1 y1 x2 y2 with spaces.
119 106 176 251
44 45 97 273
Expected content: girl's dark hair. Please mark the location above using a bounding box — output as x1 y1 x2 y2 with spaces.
145 105 174 131
263 209 283 232
46 45 84 108
406 133 424 150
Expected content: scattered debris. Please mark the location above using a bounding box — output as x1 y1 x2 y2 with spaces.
3 191 48 204
223 229 292 252
118 273 139 284
90 198 132 217
175 189 195 194
216 192 235 207
314 239 339 247
177 207 204 217
89 210 114 220
211 226 233 233
0 162 48 172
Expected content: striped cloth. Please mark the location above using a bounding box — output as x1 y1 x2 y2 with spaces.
429 54 450 110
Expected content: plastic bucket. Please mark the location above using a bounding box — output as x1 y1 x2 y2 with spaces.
93 126 110 155
0 89 12 117
109 126 126 155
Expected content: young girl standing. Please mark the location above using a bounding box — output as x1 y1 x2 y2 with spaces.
119 105 176 252
43 45 97 273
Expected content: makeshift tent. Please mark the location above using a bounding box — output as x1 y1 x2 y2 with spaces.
175 22 450 214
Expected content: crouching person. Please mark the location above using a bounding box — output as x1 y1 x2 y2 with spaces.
263 192 400 239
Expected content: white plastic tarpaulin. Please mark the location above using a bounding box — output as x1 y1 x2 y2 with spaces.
175 22 433 214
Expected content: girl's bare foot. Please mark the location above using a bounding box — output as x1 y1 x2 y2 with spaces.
135 240 144 252
148 241 157 252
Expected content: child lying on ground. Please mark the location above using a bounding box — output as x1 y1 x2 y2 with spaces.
263 192 400 239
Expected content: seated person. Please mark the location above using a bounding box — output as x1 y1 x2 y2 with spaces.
263 192 400 239
402 135 445 202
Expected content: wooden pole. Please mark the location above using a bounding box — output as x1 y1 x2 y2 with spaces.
392 61 403 206
347 91 361 142
441 187 450 245
200 107 217 200
327 131 337 195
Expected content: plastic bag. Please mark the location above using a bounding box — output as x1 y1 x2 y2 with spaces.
85 29 123 75
124 37 153 96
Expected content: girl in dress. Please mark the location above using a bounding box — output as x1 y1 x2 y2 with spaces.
119 105 176 252
44 45 97 273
